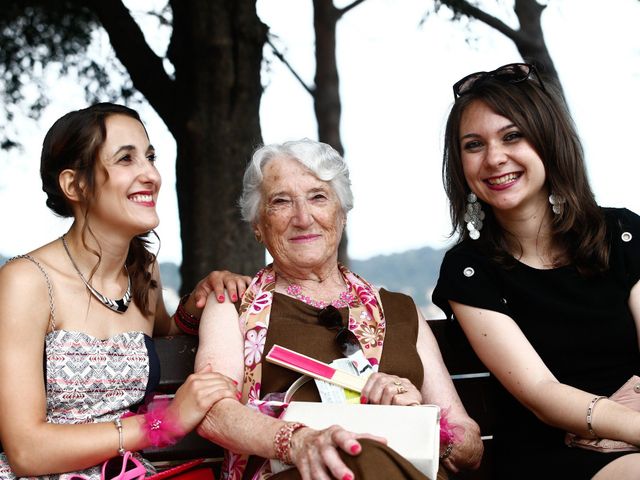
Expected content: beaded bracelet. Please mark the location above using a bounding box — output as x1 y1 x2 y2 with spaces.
586 395 606 438
440 442 454 460
173 293 200 335
113 417 125 456
274 422 306 465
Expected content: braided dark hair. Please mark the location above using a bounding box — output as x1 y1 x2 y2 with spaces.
41 103 158 314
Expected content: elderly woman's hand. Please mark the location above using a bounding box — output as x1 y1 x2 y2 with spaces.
360 372 422 406
289 425 386 480
192 270 252 307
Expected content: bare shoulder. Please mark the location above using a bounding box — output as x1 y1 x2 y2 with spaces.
0 240 62 283
0 244 60 331
0 254 49 288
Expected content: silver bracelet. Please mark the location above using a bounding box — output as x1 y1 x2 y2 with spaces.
586 395 606 438
113 417 126 456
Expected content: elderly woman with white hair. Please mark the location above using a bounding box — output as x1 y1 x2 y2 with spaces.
195 139 483 480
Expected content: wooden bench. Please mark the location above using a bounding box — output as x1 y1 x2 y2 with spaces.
149 318 495 479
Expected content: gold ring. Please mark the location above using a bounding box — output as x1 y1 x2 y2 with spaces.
396 385 407 395
393 380 402 386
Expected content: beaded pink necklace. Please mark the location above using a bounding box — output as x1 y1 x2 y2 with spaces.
285 282 356 309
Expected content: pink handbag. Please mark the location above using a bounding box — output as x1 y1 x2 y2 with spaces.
101 451 147 480
565 375 640 452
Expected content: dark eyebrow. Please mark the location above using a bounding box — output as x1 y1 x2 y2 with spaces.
460 123 517 141
111 145 136 158
111 144 155 158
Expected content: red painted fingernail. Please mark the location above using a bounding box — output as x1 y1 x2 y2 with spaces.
236 392 242 400
342 474 353 480
232 379 238 385
360 395 367 404
231 294 237 301
350 444 360 454
218 295 225 302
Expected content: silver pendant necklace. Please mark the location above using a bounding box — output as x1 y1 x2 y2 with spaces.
61 235 132 314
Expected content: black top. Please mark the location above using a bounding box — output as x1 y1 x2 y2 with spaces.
433 207 640 478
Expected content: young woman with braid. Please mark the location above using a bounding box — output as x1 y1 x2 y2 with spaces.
0 103 239 479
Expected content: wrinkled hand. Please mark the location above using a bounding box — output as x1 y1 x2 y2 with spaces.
290 425 386 480
360 372 422 406
193 270 252 308
169 364 240 434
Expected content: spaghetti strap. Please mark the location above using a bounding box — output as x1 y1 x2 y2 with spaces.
8 255 56 332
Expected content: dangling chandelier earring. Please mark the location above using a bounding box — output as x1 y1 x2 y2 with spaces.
549 193 566 215
465 192 485 240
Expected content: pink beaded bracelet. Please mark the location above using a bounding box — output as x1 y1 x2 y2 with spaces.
274 422 306 465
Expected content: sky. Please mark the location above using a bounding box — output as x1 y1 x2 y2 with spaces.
1 0 639 265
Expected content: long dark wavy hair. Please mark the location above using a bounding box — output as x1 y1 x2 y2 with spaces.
442 75 608 274
40 102 158 314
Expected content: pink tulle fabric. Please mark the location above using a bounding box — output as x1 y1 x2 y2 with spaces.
440 407 465 445
140 398 184 447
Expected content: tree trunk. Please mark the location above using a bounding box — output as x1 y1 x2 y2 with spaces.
512 0 562 94
438 0 565 100
313 0 348 264
169 0 266 291
313 0 344 155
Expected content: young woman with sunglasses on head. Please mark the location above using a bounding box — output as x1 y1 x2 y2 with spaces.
194 139 483 480
0 103 240 479
433 63 640 478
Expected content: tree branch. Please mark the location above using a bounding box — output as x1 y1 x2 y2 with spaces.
439 0 520 42
338 0 368 17
86 0 179 131
266 35 315 96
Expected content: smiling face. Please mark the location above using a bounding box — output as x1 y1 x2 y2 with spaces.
460 100 548 217
90 114 161 236
255 155 345 277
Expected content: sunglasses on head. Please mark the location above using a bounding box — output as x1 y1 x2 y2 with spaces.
318 305 361 357
452 62 546 99
101 451 146 480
